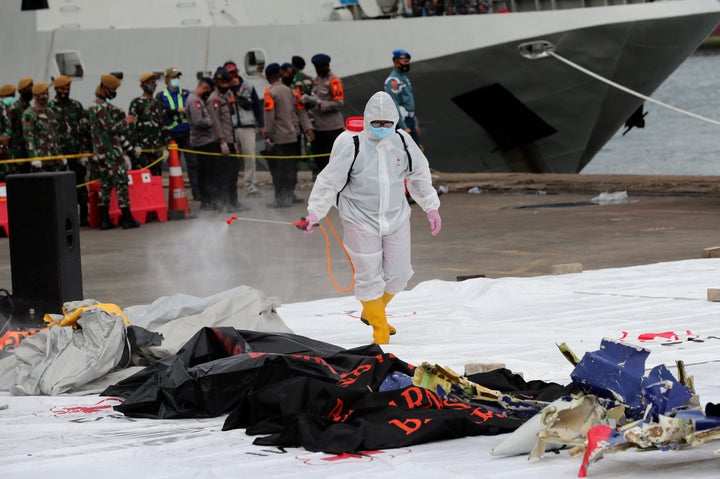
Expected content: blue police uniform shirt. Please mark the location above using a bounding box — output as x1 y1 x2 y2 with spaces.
384 69 415 131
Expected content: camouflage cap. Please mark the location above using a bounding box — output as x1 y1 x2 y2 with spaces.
101 73 122 90
32 81 50 95
53 75 72 88
17 77 33 91
140 72 157 83
164 67 182 79
0 84 16 97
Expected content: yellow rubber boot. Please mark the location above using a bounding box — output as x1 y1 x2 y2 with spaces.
382 292 394 306
360 298 390 344
382 292 397 335
361 294 396 335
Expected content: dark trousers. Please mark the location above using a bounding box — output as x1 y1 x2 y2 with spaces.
224 144 241 207
405 117 420 146
135 152 162 176
68 158 89 223
311 128 343 179
194 141 221 209
267 141 299 205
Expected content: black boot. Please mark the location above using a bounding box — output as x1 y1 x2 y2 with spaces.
120 207 140 229
79 202 89 227
100 206 115 230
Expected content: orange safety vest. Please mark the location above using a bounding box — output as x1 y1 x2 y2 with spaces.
330 77 344 101
263 87 275 111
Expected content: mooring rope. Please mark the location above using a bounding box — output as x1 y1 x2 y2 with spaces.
546 49 720 127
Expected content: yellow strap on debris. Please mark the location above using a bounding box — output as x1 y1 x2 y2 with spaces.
44 303 131 329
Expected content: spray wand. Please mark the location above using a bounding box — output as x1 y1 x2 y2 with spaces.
225 215 355 293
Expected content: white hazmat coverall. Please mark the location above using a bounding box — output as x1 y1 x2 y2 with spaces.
306 91 440 343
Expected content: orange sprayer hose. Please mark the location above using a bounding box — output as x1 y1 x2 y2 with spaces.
318 216 355 293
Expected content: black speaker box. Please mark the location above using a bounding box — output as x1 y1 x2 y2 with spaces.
6 171 83 324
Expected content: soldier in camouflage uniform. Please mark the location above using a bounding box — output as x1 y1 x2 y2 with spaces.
22 81 66 173
0 105 10 181
49 75 92 226
86 74 140 230
0 84 14 181
129 72 168 176
7 77 34 174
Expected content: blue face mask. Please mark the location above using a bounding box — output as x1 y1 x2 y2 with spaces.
2 97 16 106
369 125 393 139
170 78 181 88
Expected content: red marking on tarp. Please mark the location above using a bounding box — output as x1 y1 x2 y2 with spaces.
323 450 383 462
225 215 239 225
621 330 701 343
296 448 411 465
50 398 123 416
638 331 680 341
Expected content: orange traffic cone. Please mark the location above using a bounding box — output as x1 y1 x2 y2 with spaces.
167 141 191 220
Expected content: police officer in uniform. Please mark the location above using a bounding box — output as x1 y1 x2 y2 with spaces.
49 75 92 225
22 81 66 173
224 61 264 196
264 63 313 208
158 67 200 200
208 67 250 213
300 53 345 180
87 74 140 230
185 77 219 212
384 49 420 145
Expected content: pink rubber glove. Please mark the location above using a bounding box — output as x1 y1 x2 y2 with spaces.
427 209 441 236
304 213 318 234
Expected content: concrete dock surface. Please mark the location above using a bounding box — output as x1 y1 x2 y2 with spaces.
1 171 720 308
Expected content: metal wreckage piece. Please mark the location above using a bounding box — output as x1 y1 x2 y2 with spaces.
524 339 719 475
415 339 720 477
412 362 501 402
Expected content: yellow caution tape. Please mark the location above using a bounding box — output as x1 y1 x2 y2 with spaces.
177 147 329 160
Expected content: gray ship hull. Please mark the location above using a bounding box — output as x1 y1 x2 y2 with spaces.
341 14 720 173
2 0 720 173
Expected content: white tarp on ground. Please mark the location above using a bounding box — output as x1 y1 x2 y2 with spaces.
1 259 719 478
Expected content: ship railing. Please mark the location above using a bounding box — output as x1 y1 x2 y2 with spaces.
495 0 651 13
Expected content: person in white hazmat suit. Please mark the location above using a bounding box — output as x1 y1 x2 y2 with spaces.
303 91 441 344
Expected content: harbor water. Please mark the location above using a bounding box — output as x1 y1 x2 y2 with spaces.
582 52 720 175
